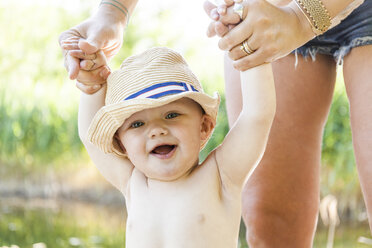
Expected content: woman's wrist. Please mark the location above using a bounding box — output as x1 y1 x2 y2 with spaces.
97 0 130 27
287 1 317 38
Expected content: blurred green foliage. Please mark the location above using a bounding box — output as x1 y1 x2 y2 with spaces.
0 5 90 172
322 84 356 190
0 203 125 247
0 3 362 206
0 3 228 173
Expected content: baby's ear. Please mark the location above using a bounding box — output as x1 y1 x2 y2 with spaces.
200 114 215 141
114 132 127 155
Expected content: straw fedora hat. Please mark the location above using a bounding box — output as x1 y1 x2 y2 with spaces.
87 47 220 157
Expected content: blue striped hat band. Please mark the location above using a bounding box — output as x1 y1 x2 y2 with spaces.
124 81 199 101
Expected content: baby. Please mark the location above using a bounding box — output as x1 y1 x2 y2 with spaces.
75 47 275 248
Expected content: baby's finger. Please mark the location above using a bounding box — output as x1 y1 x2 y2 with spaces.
80 50 107 71
207 22 217 37
76 65 110 85
218 6 241 25
76 81 102 95
215 21 230 37
203 1 219 20
80 60 96 71
223 0 235 6
210 8 220 21
217 4 227 15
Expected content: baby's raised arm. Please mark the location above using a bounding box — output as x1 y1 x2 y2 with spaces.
77 53 134 195
215 57 276 188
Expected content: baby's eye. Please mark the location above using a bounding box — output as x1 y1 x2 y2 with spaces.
130 121 144 128
165 112 180 119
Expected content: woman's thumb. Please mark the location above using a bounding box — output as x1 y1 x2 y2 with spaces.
79 36 104 54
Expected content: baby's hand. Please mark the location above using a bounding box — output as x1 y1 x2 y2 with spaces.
217 2 242 26
205 0 243 38
61 39 110 94
70 49 111 94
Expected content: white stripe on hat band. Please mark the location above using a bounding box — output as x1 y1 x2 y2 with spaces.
124 82 198 100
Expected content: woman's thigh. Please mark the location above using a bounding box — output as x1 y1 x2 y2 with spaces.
242 53 337 248
343 44 372 233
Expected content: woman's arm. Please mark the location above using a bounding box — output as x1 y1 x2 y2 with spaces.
59 0 139 88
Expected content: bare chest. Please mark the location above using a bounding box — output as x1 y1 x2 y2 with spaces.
124 169 241 248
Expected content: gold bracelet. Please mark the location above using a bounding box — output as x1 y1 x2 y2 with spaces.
295 0 331 34
292 0 317 35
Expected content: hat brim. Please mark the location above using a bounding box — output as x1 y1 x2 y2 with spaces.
87 91 220 157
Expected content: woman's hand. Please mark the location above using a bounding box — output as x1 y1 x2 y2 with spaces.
60 38 111 94
205 0 315 70
59 5 126 81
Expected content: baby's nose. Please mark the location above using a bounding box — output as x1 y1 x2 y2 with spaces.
148 125 168 138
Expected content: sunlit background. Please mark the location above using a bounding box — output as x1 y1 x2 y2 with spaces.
0 0 371 247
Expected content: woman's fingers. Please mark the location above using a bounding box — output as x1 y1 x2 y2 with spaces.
63 47 108 73
67 50 107 71
64 51 80 79
228 43 249 60
218 19 253 51
217 0 315 70
61 38 110 82
61 39 81 79
215 21 230 37
231 48 266 70
61 43 80 50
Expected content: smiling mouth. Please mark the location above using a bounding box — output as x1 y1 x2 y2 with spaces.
151 145 177 159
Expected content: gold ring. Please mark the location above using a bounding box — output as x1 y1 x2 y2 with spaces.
241 40 254 55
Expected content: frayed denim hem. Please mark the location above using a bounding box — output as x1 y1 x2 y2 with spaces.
293 36 372 67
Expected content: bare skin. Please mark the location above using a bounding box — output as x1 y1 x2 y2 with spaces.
77 49 276 247
225 45 372 246
344 45 372 231
225 53 337 247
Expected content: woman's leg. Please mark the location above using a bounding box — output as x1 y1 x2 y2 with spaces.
343 44 372 233
226 53 337 248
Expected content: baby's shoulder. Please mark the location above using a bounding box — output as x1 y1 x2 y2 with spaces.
203 149 244 192
199 150 218 170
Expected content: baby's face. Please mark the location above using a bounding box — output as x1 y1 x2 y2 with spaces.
117 98 210 181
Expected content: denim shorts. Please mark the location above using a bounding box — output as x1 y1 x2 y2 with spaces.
294 0 372 64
